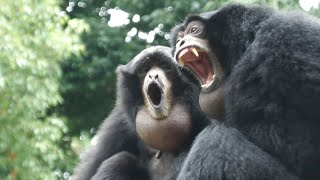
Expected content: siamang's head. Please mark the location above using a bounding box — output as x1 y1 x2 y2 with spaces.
117 46 208 152
170 4 272 119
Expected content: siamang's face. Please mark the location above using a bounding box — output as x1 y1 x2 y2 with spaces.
136 65 193 152
141 67 173 120
171 17 225 119
174 20 224 92
122 46 196 152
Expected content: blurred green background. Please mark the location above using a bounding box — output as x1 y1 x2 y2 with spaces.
0 0 319 179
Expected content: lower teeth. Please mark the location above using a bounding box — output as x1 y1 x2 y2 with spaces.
201 75 215 89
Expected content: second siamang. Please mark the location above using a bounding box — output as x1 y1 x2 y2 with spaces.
171 3 320 179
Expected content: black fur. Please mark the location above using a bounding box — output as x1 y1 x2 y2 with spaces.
177 123 299 180
171 4 320 179
91 152 150 180
71 46 209 180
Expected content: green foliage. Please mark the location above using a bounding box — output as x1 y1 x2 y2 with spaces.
0 0 86 179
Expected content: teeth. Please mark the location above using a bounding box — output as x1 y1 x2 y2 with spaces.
178 49 189 59
191 48 199 57
177 47 200 66
201 80 213 89
179 58 185 66
201 75 215 89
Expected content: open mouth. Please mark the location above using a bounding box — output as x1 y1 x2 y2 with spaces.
176 46 215 89
147 82 163 107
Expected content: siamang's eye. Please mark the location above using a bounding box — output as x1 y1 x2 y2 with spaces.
190 26 199 34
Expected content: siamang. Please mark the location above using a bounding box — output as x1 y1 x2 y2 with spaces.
72 45 297 180
171 3 320 179
71 46 209 180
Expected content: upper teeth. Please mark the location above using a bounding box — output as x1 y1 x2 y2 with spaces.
177 47 200 65
190 48 199 57
178 47 199 59
178 48 189 59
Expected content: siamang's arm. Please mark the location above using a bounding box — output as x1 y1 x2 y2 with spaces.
91 151 150 180
71 106 144 180
177 123 300 180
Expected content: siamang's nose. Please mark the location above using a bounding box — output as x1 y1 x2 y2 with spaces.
177 39 185 47
149 74 159 79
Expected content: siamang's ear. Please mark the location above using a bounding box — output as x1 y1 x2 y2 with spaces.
116 64 132 75
116 59 139 76
116 55 145 77
116 48 150 76
115 64 127 75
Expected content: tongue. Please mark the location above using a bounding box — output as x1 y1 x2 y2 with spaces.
182 52 198 63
